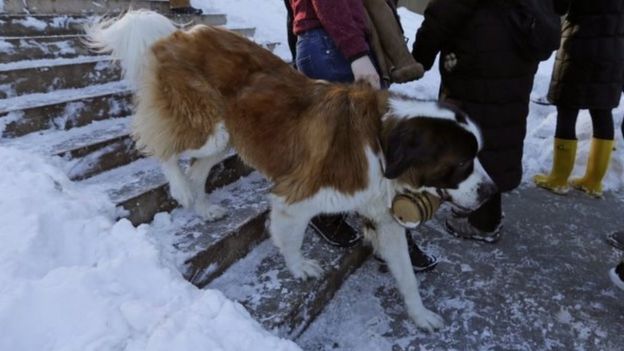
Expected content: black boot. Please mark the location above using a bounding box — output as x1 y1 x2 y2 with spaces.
609 261 624 291
373 232 438 273
170 6 203 15
407 234 438 272
607 231 624 251
309 214 362 248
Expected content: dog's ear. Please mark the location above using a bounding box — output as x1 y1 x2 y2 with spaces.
384 123 432 179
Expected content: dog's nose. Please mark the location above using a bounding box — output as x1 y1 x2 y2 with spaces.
477 181 498 201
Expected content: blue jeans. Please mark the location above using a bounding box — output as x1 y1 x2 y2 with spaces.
296 28 355 83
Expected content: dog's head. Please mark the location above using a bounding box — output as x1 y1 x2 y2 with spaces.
382 97 497 211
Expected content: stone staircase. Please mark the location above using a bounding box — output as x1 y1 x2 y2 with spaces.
0 0 371 342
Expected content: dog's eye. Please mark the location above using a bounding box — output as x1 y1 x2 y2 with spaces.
457 160 471 168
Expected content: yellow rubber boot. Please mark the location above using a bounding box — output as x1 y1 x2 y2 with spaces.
533 138 577 194
569 138 615 198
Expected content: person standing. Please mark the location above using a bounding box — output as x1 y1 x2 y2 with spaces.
291 0 381 88
533 0 624 198
412 0 563 242
608 117 624 291
287 0 437 271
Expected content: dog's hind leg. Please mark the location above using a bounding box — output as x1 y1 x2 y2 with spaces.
184 123 230 220
161 155 194 209
188 151 228 221
359 205 444 332
269 196 322 279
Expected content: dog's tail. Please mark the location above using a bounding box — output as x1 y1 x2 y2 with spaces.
85 10 177 87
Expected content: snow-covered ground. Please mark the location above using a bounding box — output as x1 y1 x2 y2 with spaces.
0 148 299 351
0 1 622 350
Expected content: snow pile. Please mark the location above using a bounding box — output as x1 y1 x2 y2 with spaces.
0 147 300 351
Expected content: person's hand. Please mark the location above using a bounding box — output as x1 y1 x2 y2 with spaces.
350 56 381 89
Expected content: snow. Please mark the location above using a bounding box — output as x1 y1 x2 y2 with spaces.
15 16 47 30
193 0 293 60
0 147 299 351
0 55 110 72
0 39 13 53
0 81 129 113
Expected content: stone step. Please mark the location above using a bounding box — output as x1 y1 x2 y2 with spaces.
0 14 98 36
65 133 141 181
154 172 272 287
81 154 254 225
0 12 227 37
0 116 141 181
2 0 170 14
209 230 372 339
0 35 98 61
0 26 254 99
1 115 129 154
0 56 120 99
0 82 132 137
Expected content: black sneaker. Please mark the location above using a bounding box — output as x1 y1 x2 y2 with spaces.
309 214 362 248
373 235 438 273
607 231 624 251
609 261 624 291
170 6 203 15
407 238 438 272
445 217 502 243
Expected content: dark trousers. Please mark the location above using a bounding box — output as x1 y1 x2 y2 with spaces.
555 107 614 140
468 192 502 232
283 0 297 63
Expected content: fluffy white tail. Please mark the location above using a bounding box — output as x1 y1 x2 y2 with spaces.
85 10 177 87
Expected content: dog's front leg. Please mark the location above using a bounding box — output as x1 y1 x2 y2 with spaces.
269 197 322 280
362 206 444 332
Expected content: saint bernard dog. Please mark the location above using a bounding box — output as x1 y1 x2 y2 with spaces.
87 10 497 331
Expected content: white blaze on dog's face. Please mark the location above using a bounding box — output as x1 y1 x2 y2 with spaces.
383 98 497 211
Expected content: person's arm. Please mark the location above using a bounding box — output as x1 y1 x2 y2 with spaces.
283 0 297 64
312 0 379 88
411 0 479 71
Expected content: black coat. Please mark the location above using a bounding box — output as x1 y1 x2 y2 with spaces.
412 0 540 192
548 0 624 109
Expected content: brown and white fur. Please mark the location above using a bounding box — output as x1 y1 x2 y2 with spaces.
87 10 497 331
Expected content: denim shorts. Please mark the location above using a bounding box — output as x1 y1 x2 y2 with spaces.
295 28 355 83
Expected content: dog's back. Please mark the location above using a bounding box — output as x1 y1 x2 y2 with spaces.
86 10 387 203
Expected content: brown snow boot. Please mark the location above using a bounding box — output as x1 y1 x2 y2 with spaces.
363 0 424 83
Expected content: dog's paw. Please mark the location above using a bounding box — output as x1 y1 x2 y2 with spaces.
195 201 227 221
288 258 323 280
170 183 194 209
410 307 444 332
